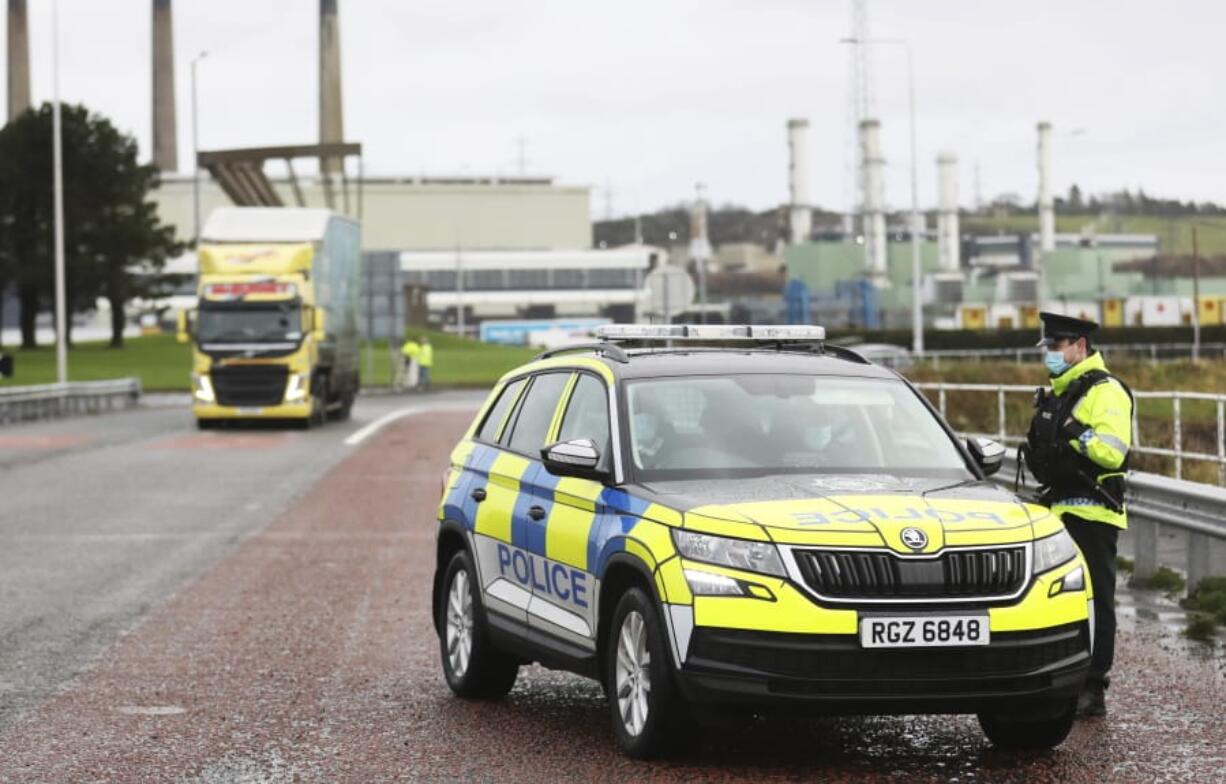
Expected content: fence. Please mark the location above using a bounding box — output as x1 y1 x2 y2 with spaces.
0 378 142 424
907 342 1226 368
913 382 1226 485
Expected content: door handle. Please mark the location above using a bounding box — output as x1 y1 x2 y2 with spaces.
528 505 547 521
471 487 487 502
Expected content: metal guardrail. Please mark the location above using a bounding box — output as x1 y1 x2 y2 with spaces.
915 382 1226 485
0 378 142 424
995 453 1226 591
913 342 1226 367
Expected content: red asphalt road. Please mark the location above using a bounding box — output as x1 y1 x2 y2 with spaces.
1 412 1224 782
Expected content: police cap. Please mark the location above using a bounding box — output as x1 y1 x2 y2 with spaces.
1036 311 1098 347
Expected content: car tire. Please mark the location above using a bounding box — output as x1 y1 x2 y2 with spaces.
978 697 1077 749
438 550 519 699
606 586 693 759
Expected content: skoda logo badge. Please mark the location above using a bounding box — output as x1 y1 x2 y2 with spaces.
901 527 928 551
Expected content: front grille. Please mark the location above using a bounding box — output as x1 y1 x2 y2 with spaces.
687 623 1088 685
793 546 1027 600
210 365 289 407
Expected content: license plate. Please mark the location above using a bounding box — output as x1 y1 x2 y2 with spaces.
860 615 990 648
235 407 263 415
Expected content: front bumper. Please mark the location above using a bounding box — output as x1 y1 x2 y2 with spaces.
193 400 311 420
674 621 1090 714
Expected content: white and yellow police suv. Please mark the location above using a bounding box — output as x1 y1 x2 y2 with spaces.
432 325 1092 758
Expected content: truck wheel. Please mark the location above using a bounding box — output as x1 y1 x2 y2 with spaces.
606 587 692 758
978 697 1077 749
307 375 327 428
438 550 519 699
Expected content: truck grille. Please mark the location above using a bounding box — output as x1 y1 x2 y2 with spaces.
210 365 288 407
792 546 1027 600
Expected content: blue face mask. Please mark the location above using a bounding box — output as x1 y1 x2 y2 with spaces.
1044 350 1070 376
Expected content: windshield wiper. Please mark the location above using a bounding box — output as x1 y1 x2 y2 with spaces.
920 478 982 497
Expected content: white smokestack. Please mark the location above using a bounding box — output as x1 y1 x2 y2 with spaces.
860 118 887 280
7 0 30 121
936 152 960 272
151 0 178 172
787 118 811 244
1037 121 1054 253
319 0 344 176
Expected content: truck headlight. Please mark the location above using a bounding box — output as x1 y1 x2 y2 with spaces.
1033 528 1077 574
672 529 786 578
192 373 215 403
284 372 308 403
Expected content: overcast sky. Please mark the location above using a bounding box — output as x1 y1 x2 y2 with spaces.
7 0 1226 217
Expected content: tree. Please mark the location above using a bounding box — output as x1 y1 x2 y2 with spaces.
0 103 182 348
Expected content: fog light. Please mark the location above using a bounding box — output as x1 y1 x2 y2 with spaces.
1062 566 1085 592
684 569 744 596
192 373 215 403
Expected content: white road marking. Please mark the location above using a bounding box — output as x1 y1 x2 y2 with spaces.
116 705 185 716
343 403 476 447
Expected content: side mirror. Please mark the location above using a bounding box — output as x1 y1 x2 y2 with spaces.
541 438 607 482
967 436 1006 476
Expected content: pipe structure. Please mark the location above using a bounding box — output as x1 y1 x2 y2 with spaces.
151 0 178 171
7 0 30 120
319 0 344 179
1037 121 1054 253
859 118 887 281
937 152 960 272
787 118 812 245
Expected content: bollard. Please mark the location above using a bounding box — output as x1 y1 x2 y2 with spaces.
1131 518 1159 582
1186 532 1210 593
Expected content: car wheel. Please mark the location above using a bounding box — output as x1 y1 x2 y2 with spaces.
978 697 1077 749
438 550 518 699
606 586 692 758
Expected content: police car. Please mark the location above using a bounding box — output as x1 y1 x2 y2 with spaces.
432 325 1092 758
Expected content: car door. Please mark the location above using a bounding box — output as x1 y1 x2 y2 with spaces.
472 372 572 633
523 371 613 650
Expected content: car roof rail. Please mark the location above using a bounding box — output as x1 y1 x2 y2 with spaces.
531 342 630 364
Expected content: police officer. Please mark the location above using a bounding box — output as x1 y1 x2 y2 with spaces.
1022 312 1133 717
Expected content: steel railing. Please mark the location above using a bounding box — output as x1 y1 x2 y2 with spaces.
902 342 1226 368
995 453 1226 592
0 378 142 424
914 382 1226 485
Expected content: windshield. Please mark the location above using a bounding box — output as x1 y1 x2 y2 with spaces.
197 301 303 344
626 374 972 481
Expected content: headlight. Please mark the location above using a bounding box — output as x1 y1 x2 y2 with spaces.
1033 528 1077 574
672 529 786 577
284 372 308 403
192 373 215 403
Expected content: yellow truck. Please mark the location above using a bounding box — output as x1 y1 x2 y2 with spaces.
180 207 362 428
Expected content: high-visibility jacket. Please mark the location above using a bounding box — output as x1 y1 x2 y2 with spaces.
401 340 421 360
1047 351 1133 529
418 342 434 368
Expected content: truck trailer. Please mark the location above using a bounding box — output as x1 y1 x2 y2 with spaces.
180 207 362 428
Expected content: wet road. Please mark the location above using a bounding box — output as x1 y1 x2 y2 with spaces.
1 403 1224 782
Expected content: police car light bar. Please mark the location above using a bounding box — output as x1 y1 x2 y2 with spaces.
593 324 826 342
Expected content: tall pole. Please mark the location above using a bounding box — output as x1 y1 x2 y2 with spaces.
191 51 208 247
904 42 922 356
51 0 67 383
1192 226 1201 362
455 242 465 338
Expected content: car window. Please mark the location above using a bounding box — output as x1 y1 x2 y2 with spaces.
506 373 570 456
626 374 971 480
556 373 611 470
474 377 526 443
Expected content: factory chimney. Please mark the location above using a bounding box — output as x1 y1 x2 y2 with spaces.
7 0 30 121
151 0 178 171
936 152 960 272
1037 121 1054 253
787 118 812 245
859 118 887 281
319 0 344 178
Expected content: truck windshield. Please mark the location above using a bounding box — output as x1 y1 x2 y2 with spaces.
197 301 303 344
626 374 973 481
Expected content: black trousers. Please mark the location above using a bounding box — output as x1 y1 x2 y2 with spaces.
1061 513 1119 685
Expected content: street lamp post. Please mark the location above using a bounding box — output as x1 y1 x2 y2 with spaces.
51 0 67 383
191 51 208 247
841 36 923 355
